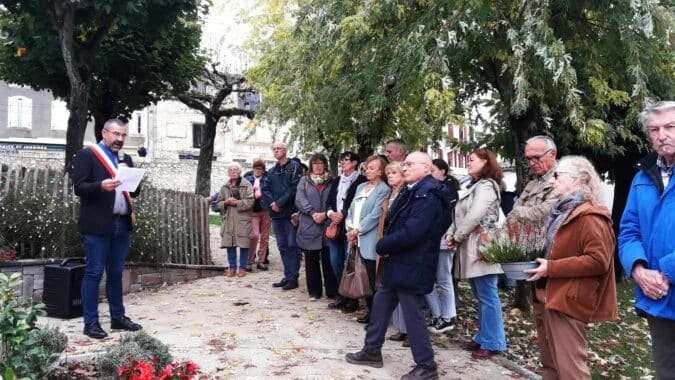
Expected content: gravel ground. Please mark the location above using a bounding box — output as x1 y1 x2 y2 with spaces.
39 226 525 379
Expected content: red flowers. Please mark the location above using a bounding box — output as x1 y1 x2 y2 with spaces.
117 356 198 380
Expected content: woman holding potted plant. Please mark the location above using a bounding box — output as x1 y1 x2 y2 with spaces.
524 156 617 379
447 148 506 359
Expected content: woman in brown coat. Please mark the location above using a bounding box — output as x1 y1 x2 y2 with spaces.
525 155 617 380
217 163 254 278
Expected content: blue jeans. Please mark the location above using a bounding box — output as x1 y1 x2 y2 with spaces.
469 274 507 351
271 218 300 281
80 215 131 325
425 250 457 319
227 247 249 269
328 235 347 282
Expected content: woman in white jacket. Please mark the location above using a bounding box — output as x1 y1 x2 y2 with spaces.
447 148 506 359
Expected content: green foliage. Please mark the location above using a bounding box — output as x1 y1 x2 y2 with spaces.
246 0 460 157
0 272 64 379
97 330 173 379
0 0 207 146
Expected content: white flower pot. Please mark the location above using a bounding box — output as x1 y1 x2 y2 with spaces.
500 261 539 281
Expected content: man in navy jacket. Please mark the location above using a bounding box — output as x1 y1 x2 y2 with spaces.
73 119 142 339
346 152 451 380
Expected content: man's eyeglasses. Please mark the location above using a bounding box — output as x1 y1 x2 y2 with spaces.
524 149 552 162
401 161 426 169
104 130 127 138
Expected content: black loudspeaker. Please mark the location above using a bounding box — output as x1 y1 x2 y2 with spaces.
43 258 86 318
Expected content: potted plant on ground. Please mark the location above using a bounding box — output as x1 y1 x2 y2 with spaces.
480 222 545 280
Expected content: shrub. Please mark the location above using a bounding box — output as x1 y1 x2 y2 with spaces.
0 273 65 379
97 331 173 379
0 181 82 259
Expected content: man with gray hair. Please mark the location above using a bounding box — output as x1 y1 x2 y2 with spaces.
506 135 559 226
619 100 675 378
385 138 407 162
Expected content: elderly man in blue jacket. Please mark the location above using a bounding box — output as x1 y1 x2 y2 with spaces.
619 100 675 378
346 152 452 380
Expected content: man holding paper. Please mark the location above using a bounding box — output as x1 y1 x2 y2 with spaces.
73 118 143 339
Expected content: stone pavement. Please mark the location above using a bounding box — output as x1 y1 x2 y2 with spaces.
39 230 531 379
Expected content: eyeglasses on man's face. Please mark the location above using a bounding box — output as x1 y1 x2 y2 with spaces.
400 161 426 169
104 129 127 138
525 148 552 162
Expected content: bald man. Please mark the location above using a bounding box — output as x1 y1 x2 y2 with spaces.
346 152 452 380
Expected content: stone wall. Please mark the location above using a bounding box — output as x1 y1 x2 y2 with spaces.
0 259 226 302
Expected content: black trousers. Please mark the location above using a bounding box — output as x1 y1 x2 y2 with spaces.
363 257 376 313
364 285 435 369
303 247 338 298
647 315 675 380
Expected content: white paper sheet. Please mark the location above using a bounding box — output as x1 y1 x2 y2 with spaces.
115 167 145 192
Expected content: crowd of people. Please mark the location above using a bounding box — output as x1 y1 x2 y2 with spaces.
205 101 675 380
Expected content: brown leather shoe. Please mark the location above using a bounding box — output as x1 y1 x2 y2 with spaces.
463 340 481 351
237 268 247 277
471 349 498 359
225 269 236 277
388 332 407 341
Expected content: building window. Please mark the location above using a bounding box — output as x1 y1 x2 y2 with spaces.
50 100 69 130
8 96 32 129
130 111 147 136
192 122 204 148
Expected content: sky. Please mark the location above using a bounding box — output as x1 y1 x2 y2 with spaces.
201 0 259 73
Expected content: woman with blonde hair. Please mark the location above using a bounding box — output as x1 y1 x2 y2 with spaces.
346 155 390 325
525 156 617 379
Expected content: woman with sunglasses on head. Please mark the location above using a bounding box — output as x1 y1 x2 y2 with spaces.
446 148 506 359
524 156 617 379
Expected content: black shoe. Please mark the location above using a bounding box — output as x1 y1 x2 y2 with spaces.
341 299 359 313
282 280 299 290
83 322 108 339
345 349 383 368
256 263 268 271
357 313 370 324
264 256 270 264
246 265 253 272
401 365 439 380
110 316 143 331
328 296 345 310
273 278 288 288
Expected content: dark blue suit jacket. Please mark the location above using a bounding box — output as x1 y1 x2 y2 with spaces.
73 146 140 235
375 175 452 295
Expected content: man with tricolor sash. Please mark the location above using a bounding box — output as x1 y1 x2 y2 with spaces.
73 118 143 339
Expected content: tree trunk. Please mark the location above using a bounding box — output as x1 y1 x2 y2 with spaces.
610 147 641 281
507 106 542 313
54 2 90 175
93 111 106 143
195 115 218 196
64 83 90 174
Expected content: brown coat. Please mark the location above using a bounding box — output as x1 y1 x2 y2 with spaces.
543 202 618 323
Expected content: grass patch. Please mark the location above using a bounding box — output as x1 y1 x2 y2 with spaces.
209 214 221 225
445 279 654 378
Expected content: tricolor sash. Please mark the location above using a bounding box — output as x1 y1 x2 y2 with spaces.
90 144 135 225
